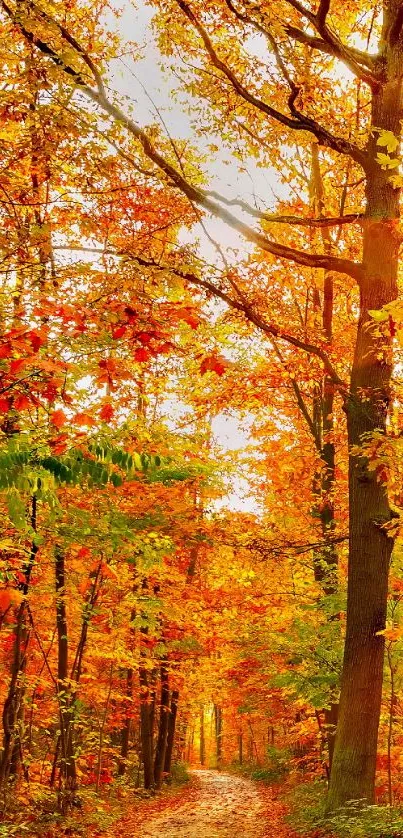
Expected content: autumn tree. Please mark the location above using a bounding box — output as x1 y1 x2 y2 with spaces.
3 0 403 810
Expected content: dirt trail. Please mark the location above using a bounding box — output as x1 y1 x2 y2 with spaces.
126 770 269 838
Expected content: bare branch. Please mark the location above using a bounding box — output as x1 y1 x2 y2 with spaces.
223 0 298 94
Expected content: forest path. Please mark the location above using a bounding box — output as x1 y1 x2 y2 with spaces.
121 769 292 838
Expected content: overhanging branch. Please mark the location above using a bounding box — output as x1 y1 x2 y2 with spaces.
132 255 346 389
175 0 369 167
0 0 365 286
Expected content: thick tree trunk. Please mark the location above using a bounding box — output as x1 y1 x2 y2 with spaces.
328 12 402 806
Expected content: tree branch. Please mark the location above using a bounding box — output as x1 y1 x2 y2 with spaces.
3 0 364 285
132 255 346 389
204 191 363 226
270 336 322 449
283 1 379 84
317 0 331 29
174 0 369 167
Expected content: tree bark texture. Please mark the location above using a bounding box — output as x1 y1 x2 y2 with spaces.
328 3 402 806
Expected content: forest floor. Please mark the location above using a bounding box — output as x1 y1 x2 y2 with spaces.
109 769 297 838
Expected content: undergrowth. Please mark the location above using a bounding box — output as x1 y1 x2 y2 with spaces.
286 781 403 838
231 745 291 785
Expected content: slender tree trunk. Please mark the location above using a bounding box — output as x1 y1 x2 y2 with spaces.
139 664 155 790
310 143 340 776
200 705 205 766
164 689 179 777
118 666 133 777
0 496 37 796
386 641 396 806
328 11 402 805
139 612 156 790
214 705 222 767
95 661 114 793
51 561 101 801
118 604 136 777
55 546 77 812
153 663 170 787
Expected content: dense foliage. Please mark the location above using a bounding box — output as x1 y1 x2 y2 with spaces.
1 0 403 835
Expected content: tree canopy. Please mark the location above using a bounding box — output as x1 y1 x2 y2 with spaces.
0 1 403 834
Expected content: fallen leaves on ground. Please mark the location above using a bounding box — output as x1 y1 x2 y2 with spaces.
257 782 298 838
108 770 297 838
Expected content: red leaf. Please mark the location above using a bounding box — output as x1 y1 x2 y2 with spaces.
136 331 152 345
112 325 127 340
134 347 150 362
0 589 11 613
14 395 31 410
49 433 69 454
200 353 229 376
0 398 11 413
389 315 397 337
99 404 115 422
154 342 172 355
176 307 200 329
9 358 25 375
50 409 67 428
28 330 44 352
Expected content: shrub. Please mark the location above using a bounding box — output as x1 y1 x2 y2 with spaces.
325 802 403 838
286 781 403 838
169 761 190 786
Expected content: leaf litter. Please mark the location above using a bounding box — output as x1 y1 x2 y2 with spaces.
115 770 296 838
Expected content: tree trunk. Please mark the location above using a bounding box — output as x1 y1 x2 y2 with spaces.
0 496 37 797
139 664 155 790
118 604 136 777
153 663 170 787
118 666 133 777
55 545 77 812
164 689 179 777
328 11 402 806
214 705 222 767
200 706 205 766
310 143 340 777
